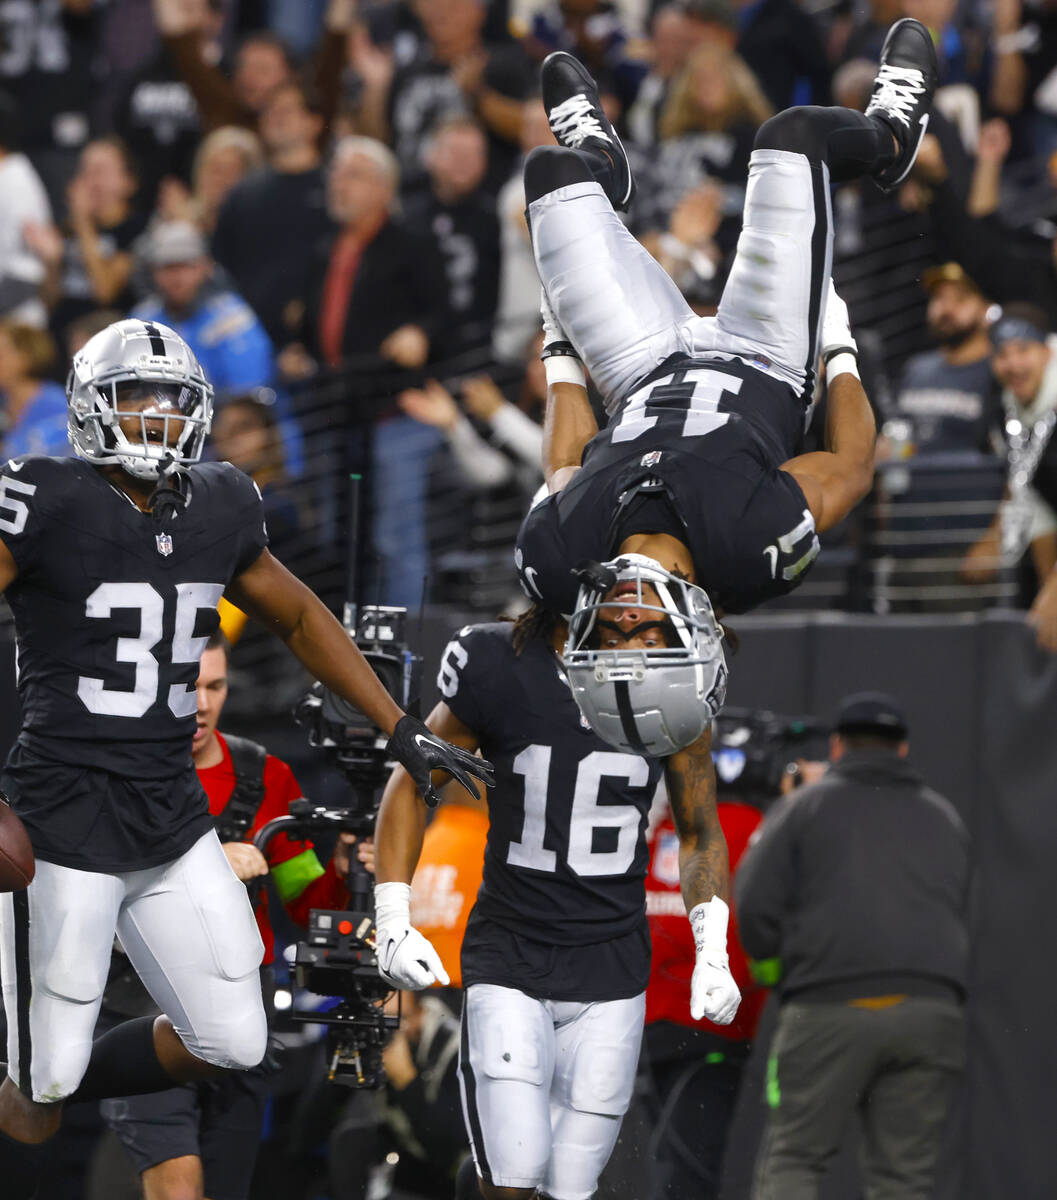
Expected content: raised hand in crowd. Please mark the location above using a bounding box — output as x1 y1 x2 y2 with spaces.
461 375 506 421
380 323 430 369
398 380 460 431
21 220 63 269
968 118 1012 217
151 0 208 38
1028 571 1057 652
155 176 196 224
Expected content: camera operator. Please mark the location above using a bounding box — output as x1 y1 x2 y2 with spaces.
97 630 347 1200
735 692 970 1200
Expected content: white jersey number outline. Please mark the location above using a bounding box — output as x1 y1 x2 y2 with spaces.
77 581 225 718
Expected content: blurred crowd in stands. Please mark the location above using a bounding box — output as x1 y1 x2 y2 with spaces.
0 2 1034 1196
0 0 1054 624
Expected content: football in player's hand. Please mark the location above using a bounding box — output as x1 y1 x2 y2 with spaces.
0 792 34 891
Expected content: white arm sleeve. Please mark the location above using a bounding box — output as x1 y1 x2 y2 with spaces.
488 404 545 470
447 415 513 488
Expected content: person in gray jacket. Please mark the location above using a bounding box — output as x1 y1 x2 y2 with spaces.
735 691 969 1200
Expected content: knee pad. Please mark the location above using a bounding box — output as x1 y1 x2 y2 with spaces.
754 107 831 159
525 145 595 204
568 1040 636 1117
183 1005 267 1070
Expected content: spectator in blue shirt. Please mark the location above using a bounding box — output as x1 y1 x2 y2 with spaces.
131 220 303 473
0 322 70 460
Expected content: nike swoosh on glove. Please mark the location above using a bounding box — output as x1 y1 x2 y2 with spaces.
386 714 495 808
375 921 451 990
691 955 742 1025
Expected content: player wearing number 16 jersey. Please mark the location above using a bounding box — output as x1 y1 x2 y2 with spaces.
516 22 938 753
374 611 740 1200
0 318 491 1198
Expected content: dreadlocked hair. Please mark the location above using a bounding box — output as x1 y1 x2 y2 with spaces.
509 603 560 656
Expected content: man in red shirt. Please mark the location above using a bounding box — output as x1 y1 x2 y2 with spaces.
100 631 345 1200
644 790 768 1200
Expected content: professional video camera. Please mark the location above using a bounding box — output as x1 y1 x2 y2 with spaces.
712 707 828 806
255 478 424 1087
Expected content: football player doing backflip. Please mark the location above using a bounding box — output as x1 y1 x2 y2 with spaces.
517 20 937 755
0 319 492 1198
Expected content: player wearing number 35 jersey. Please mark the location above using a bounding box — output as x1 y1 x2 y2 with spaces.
0 319 491 1199
374 612 740 1200
517 22 938 754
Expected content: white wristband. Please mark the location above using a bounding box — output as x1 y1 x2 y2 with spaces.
373 880 411 925
689 896 730 955
544 354 587 388
825 351 860 382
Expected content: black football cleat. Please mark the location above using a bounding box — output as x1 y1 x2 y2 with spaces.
866 17 938 192
541 50 635 211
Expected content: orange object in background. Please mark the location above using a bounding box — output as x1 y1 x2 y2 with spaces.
217 596 248 644
410 801 489 989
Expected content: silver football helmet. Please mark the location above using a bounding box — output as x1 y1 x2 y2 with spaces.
563 554 728 756
66 319 213 480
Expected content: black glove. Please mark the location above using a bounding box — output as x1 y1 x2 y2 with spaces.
386 715 495 808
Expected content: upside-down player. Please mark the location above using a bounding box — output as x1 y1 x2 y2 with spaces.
516 21 936 754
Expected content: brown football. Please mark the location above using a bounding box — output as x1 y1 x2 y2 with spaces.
0 792 34 891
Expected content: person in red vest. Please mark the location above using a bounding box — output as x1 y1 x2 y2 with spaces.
99 629 348 1200
643 787 768 1200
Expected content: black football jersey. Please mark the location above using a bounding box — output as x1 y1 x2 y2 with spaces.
437 622 664 948
0 455 266 778
516 355 820 615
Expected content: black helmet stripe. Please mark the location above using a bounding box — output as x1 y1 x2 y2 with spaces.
142 322 168 357
614 680 649 754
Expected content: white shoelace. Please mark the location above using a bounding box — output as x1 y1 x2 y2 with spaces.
548 93 612 147
866 64 926 128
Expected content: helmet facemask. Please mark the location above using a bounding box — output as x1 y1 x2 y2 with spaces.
563 554 728 756
67 320 214 481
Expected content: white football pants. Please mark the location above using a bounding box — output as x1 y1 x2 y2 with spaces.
528 149 833 413
459 983 645 1200
0 830 266 1102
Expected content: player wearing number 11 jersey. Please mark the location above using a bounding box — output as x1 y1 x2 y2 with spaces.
0 319 491 1198
374 611 740 1200
516 23 938 753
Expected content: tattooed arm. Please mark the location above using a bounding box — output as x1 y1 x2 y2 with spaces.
665 726 740 1024
665 725 730 909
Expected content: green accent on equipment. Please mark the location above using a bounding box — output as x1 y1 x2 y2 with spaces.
749 956 784 986
766 1053 781 1109
270 848 326 903
705 1051 726 1065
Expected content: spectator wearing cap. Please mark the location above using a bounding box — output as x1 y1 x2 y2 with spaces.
132 219 274 393
131 220 304 476
963 305 1057 598
893 263 1001 455
735 692 969 1200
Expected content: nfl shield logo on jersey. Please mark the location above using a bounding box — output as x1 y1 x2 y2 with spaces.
155 532 174 556
640 450 663 468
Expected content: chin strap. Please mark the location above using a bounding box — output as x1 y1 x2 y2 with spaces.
146 462 190 525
